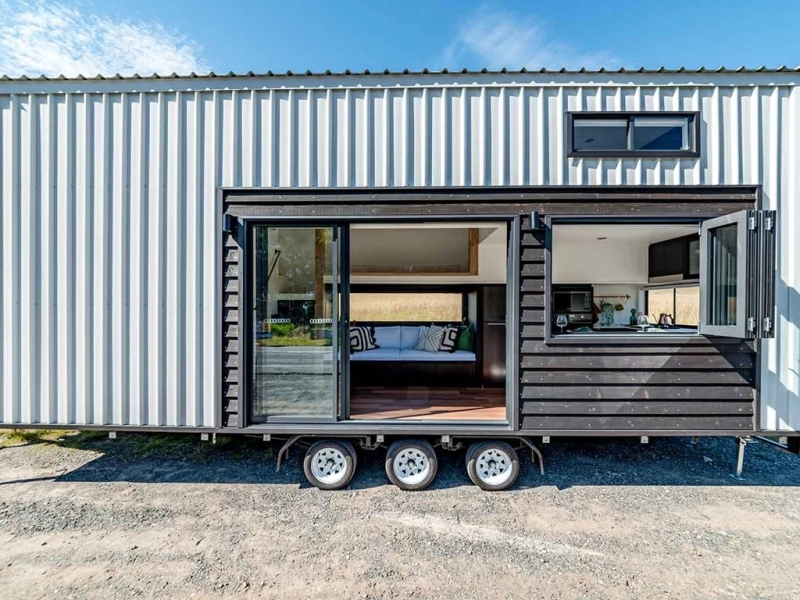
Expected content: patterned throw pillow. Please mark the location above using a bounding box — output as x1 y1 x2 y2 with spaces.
439 325 459 353
350 326 378 354
455 324 475 352
415 326 444 353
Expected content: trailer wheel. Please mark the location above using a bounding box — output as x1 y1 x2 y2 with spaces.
466 441 519 491
385 439 438 491
464 440 482 466
303 440 357 490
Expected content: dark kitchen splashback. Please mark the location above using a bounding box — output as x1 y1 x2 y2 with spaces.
551 284 594 330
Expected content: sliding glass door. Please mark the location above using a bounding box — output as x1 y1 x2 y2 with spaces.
251 225 340 422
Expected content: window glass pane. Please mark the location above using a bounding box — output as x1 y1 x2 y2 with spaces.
675 286 700 326
252 226 336 420
688 238 700 277
632 117 689 151
573 119 628 151
647 288 674 322
350 293 462 322
709 223 738 326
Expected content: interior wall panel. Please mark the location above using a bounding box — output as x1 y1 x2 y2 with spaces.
0 73 797 430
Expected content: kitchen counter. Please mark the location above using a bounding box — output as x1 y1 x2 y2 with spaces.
558 325 698 335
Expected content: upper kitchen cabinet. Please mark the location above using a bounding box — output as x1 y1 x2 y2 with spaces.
648 234 700 283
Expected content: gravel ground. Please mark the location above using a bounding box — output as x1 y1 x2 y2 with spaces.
1 431 799 599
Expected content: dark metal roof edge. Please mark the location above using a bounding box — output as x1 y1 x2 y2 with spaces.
1 66 799 83
220 183 761 194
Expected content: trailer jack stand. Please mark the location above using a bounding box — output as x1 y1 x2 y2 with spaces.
358 435 384 451
276 435 304 472
519 438 545 475
731 436 751 480
439 435 463 452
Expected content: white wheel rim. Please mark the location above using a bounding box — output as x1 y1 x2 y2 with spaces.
392 448 431 485
475 448 513 486
310 447 348 485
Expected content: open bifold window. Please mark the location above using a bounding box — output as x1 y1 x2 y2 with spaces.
699 210 776 339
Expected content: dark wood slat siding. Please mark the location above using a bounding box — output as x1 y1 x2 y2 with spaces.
522 370 754 385
221 188 760 434
520 354 754 369
517 214 757 432
521 415 752 430
222 229 240 429
521 386 754 400
522 401 753 416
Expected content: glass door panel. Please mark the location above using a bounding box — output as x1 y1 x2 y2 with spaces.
251 225 338 421
708 223 738 327
699 212 748 337
698 209 779 339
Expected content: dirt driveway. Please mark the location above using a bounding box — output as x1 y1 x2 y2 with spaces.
1 431 799 599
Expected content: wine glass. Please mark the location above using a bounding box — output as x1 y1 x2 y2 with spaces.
637 313 649 332
556 314 568 334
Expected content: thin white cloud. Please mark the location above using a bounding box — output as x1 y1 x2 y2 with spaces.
440 5 616 70
0 1 209 77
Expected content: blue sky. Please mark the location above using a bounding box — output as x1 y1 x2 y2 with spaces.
1 0 799 77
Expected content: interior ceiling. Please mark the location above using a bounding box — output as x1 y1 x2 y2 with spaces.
351 222 503 230
350 228 469 269
554 224 697 245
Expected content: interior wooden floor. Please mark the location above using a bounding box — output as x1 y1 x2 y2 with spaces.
350 386 506 421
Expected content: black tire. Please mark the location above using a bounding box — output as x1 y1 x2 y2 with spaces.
466 441 520 491
464 441 482 467
303 440 357 490
385 439 438 491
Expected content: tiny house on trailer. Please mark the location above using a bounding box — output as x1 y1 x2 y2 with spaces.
1 67 799 490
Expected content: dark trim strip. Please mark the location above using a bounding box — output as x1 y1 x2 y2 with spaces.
5 422 787 438
227 422 758 437
0 424 216 434
217 187 226 429
508 215 522 430
237 220 249 428
221 185 759 205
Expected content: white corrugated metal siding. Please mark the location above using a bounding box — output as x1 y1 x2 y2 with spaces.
0 72 798 430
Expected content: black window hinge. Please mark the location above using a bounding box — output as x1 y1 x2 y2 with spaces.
223 214 238 235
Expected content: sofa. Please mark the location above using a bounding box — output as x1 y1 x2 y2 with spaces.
351 325 476 362
350 325 477 386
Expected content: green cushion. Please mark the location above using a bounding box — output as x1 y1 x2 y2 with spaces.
455 324 474 352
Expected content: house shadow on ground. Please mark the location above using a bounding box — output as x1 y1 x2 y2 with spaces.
1 430 799 491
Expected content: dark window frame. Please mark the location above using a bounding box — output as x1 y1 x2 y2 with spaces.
234 214 519 429
245 221 345 425
543 215 706 345
567 111 701 158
